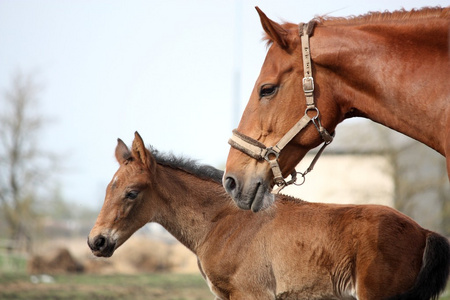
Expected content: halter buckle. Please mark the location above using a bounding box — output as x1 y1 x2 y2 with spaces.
302 77 314 93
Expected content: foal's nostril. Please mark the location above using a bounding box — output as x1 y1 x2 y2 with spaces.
88 234 117 257
94 236 106 249
88 235 108 252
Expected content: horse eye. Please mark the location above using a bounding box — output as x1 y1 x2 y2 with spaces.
125 190 139 200
259 84 278 98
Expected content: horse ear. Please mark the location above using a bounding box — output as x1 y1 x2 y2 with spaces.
255 7 288 49
115 138 132 164
131 131 152 168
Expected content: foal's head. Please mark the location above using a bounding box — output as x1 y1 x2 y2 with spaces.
88 132 155 257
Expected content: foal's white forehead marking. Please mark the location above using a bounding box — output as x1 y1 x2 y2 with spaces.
111 175 120 189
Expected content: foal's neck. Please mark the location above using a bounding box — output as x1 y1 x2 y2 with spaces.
312 20 449 155
152 166 232 254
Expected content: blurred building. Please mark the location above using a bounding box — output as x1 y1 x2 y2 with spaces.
282 120 449 234
282 153 394 206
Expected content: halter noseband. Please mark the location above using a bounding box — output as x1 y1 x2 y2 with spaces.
228 21 334 193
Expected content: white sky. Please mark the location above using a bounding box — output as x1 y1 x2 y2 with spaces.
0 0 447 209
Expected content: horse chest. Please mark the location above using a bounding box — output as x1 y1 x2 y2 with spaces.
203 273 225 300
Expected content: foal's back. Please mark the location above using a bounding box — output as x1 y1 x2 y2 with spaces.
200 196 429 299
272 199 427 297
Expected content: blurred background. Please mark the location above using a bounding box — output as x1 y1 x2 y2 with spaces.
0 0 448 299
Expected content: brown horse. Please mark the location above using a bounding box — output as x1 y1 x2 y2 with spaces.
223 7 450 212
88 132 450 299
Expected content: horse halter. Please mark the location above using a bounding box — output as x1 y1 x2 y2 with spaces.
228 21 334 193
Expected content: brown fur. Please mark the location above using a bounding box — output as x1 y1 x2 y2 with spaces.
88 132 449 300
224 6 450 212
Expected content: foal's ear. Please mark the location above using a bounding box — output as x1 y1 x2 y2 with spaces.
131 131 153 168
115 138 132 164
255 7 288 49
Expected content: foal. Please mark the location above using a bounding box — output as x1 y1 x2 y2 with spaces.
88 132 449 300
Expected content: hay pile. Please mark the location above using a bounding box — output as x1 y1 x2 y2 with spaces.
28 247 84 274
28 235 199 275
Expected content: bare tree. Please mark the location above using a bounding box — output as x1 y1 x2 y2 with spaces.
372 125 449 233
0 72 56 253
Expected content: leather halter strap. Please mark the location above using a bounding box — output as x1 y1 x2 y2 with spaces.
228 21 334 192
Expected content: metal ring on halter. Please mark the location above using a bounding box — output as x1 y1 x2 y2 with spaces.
263 147 280 162
293 171 307 186
305 107 319 120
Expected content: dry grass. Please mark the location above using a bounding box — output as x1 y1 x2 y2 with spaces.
0 272 212 300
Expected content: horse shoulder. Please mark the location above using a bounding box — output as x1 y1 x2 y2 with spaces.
197 210 277 299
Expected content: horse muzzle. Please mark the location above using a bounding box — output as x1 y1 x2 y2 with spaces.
224 173 274 212
87 234 117 257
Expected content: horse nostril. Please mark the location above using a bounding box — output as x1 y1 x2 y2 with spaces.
88 235 108 252
224 176 237 193
95 236 106 248
88 234 117 257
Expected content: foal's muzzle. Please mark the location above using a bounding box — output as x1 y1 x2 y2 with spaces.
87 234 117 257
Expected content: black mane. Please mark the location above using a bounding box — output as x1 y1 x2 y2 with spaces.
147 146 310 205
149 146 224 184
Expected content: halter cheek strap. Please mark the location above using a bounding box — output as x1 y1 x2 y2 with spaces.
300 20 316 110
228 21 334 193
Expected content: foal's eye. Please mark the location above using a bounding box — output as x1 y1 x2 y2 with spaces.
125 190 139 200
259 84 278 98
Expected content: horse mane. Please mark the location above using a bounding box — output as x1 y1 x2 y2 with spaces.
316 6 449 26
149 146 224 184
278 193 307 205
147 146 312 207
263 6 448 47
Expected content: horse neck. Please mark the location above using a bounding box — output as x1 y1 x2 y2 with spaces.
150 165 233 254
312 18 449 155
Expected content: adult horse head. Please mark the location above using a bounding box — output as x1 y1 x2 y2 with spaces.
223 7 450 212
